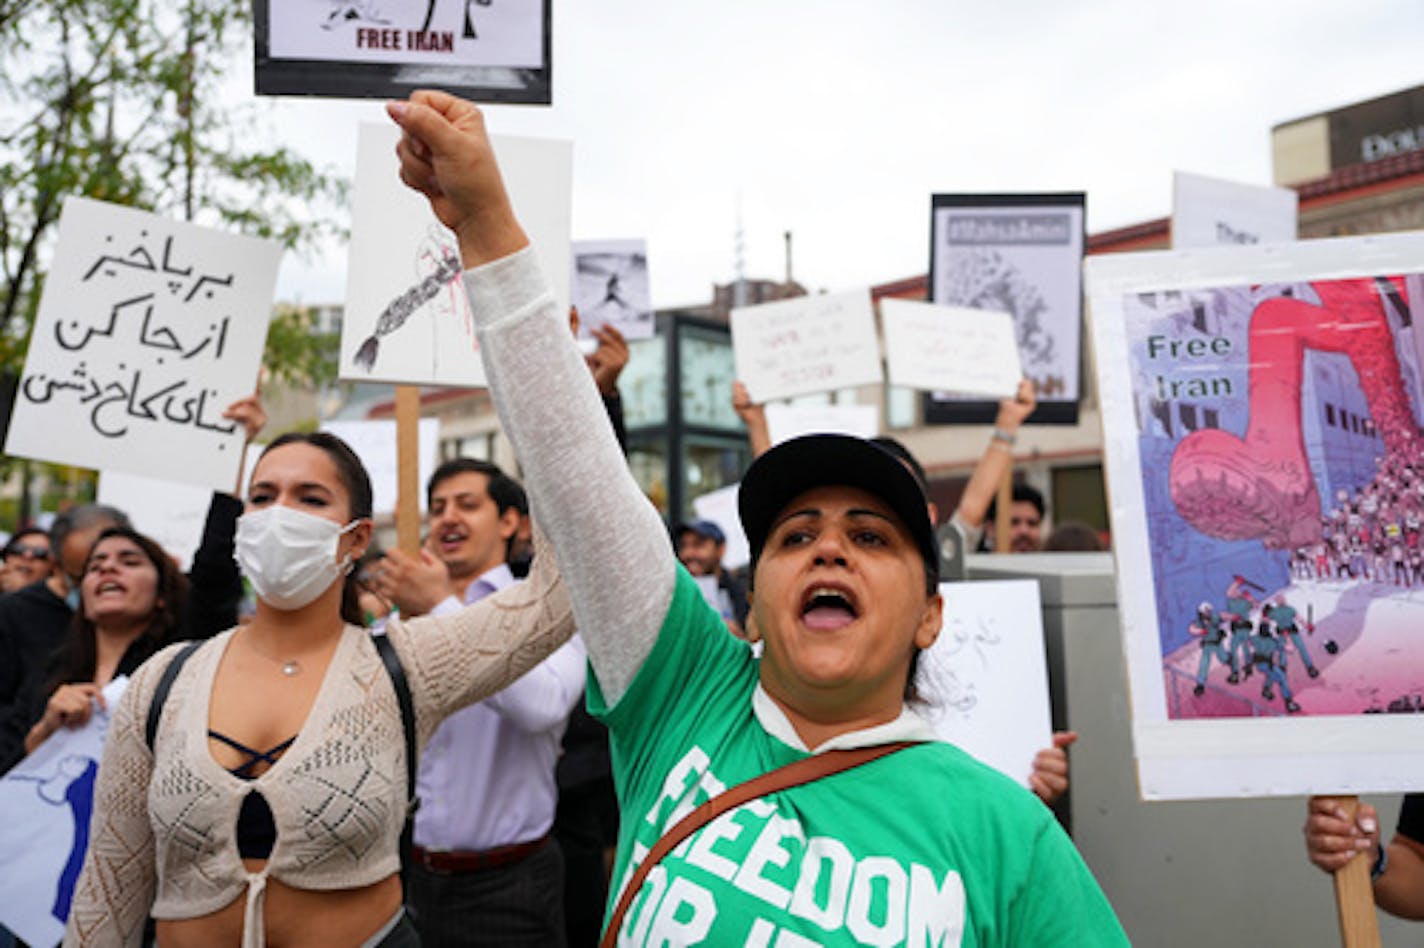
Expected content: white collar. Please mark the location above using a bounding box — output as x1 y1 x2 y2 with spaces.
751 682 937 753
463 563 515 602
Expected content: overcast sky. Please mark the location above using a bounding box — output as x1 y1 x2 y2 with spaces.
246 0 1424 309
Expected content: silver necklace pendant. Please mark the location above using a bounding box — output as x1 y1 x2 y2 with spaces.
281 659 302 677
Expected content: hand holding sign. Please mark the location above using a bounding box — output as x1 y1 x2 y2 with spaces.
5 197 280 492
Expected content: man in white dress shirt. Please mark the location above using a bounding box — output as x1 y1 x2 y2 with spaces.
374 457 586 946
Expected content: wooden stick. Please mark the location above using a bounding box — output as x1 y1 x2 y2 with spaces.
1322 795 1382 948
994 468 1012 554
395 386 421 555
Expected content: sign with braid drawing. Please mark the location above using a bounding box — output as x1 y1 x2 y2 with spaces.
1087 233 1424 800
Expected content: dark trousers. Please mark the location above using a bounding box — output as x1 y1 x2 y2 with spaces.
553 776 620 948
405 839 567 948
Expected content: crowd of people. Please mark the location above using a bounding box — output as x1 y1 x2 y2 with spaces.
0 87 1412 946
1289 452 1424 587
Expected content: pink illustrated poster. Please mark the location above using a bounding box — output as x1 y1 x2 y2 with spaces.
1089 234 1424 799
1131 273 1424 719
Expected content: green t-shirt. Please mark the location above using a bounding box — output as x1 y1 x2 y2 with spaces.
590 568 1128 947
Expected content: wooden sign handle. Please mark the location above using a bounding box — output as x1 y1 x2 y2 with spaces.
994 468 1012 554
1321 795 1382 948
394 386 422 554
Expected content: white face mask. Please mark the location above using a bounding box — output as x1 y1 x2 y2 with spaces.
235 506 361 611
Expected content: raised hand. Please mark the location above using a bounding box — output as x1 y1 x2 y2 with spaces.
386 89 528 267
1028 730 1077 805
588 324 630 395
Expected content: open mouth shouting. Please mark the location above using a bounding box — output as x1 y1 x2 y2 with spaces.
93 580 128 598
436 527 468 556
800 584 859 631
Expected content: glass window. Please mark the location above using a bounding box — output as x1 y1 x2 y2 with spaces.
682 436 749 520
886 384 917 429
622 335 667 428
679 329 740 430
441 433 493 461
628 441 670 517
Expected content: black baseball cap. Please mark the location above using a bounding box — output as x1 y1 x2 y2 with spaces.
737 434 939 586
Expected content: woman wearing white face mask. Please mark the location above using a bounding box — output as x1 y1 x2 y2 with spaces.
63 431 576 947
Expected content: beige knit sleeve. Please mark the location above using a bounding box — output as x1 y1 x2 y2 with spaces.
63 648 176 947
384 521 577 745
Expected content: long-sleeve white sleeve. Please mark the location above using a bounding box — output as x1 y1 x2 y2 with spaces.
464 248 677 704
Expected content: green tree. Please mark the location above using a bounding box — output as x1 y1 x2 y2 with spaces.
0 0 345 375
265 303 341 390
0 1 347 520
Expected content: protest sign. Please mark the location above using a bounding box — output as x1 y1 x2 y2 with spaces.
927 193 1084 423
1172 171 1298 249
730 289 882 403
880 298 1020 398
763 401 879 446
691 482 750 571
254 0 552 104
0 676 127 946
339 122 572 388
1087 231 1424 799
322 418 441 516
5 197 280 492
571 239 654 340
920 580 1051 788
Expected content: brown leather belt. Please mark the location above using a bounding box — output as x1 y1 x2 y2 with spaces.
410 835 550 874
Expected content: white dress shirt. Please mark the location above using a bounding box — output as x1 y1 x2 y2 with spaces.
411 563 588 851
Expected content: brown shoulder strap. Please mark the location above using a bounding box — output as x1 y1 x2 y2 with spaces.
599 740 916 947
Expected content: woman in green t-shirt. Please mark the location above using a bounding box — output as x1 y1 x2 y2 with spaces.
388 89 1128 947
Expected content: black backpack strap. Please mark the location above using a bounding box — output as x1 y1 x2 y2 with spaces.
145 640 203 752
373 632 417 808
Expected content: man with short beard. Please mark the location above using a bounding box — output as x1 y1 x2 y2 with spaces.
373 458 586 947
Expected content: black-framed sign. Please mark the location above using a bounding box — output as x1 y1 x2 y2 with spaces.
924 193 1085 425
253 1 552 105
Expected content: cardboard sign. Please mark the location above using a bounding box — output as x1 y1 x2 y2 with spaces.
1172 171 1298 249
5 197 280 491
731 289 883 403
268 1 543 68
254 0 552 104
920 580 1052 788
691 482 751 571
881 298 1020 398
1086 231 1424 799
339 122 572 388
928 193 1084 424
322 418 442 515
0 676 128 946
96 448 262 571
571 239 654 341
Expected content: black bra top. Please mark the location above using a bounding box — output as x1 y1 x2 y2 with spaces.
208 730 297 860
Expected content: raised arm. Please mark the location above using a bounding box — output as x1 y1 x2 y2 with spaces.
953 378 1035 530
183 394 268 638
387 91 675 704
732 380 772 459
